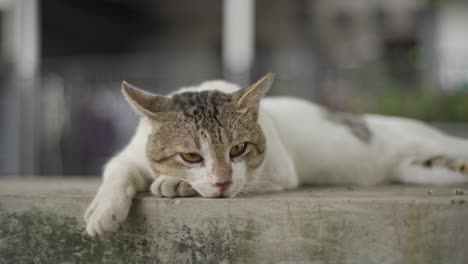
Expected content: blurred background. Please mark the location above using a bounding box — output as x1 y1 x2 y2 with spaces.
1 0 468 177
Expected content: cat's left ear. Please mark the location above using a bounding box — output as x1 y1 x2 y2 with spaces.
122 81 172 121
233 72 275 120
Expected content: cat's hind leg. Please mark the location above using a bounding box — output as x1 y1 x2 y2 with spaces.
395 155 468 185
413 155 468 176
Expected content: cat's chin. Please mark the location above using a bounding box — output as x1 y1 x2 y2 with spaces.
202 192 238 199
222 188 242 198
196 187 241 198
194 188 222 198
191 179 245 198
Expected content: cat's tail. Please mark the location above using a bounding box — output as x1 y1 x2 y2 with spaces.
394 137 468 185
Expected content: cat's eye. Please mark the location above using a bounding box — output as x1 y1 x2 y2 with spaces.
180 153 203 163
230 143 248 159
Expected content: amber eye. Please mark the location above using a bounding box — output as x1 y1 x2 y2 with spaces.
230 143 248 159
180 153 203 163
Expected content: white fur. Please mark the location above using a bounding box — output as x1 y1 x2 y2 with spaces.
184 134 241 198
260 98 468 186
85 80 468 236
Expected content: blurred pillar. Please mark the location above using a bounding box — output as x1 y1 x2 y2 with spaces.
222 0 254 86
435 0 468 92
12 0 40 175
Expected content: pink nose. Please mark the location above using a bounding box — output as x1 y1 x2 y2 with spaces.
213 181 232 192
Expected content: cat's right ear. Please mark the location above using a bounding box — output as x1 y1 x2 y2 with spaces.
122 81 172 121
233 72 275 120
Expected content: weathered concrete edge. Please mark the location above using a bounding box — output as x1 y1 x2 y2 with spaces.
1 187 468 264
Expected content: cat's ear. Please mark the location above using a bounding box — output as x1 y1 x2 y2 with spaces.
233 72 274 120
122 81 172 121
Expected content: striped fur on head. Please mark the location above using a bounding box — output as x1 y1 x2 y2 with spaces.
122 73 274 197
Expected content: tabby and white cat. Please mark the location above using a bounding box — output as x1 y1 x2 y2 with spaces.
85 73 468 236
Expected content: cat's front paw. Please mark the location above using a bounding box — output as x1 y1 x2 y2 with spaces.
84 186 133 236
150 176 197 197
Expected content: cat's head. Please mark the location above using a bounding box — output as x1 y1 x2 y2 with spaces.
122 73 274 198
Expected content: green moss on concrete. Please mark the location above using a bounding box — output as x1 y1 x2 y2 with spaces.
0 209 161 264
2 183 467 264
0 208 258 264
170 219 257 264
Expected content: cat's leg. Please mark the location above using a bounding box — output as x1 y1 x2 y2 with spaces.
373 117 468 185
395 155 468 185
413 155 468 176
150 175 198 197
84 160 152 236
85 121 152 236
393 136 468 185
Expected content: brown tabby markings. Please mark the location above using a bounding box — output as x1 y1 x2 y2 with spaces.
323 109 373 143
414 155 468 176
146 90 266 179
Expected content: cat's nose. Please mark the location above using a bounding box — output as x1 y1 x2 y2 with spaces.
213 181 232 192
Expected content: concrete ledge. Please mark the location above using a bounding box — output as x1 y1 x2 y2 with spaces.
0 178 467 264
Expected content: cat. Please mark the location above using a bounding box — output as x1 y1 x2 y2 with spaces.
85 72 468 236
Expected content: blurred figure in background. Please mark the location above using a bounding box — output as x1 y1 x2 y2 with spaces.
1 0 467 177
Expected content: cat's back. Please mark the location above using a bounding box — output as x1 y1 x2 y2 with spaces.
259 97 380 183
259 96 326 159
260 97 324 129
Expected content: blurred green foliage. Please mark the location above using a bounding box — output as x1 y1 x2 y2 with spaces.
351 57 468 122
362 91 468 122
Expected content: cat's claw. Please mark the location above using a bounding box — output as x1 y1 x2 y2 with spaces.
150 176 197 197
84 186 133 236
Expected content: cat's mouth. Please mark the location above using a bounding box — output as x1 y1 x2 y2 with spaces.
191 179 244 198
217 185 242 198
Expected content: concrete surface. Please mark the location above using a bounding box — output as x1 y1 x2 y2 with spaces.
0 177 467 264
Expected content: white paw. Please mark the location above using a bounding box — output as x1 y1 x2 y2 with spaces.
150 176 197 197
84 185 134 236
